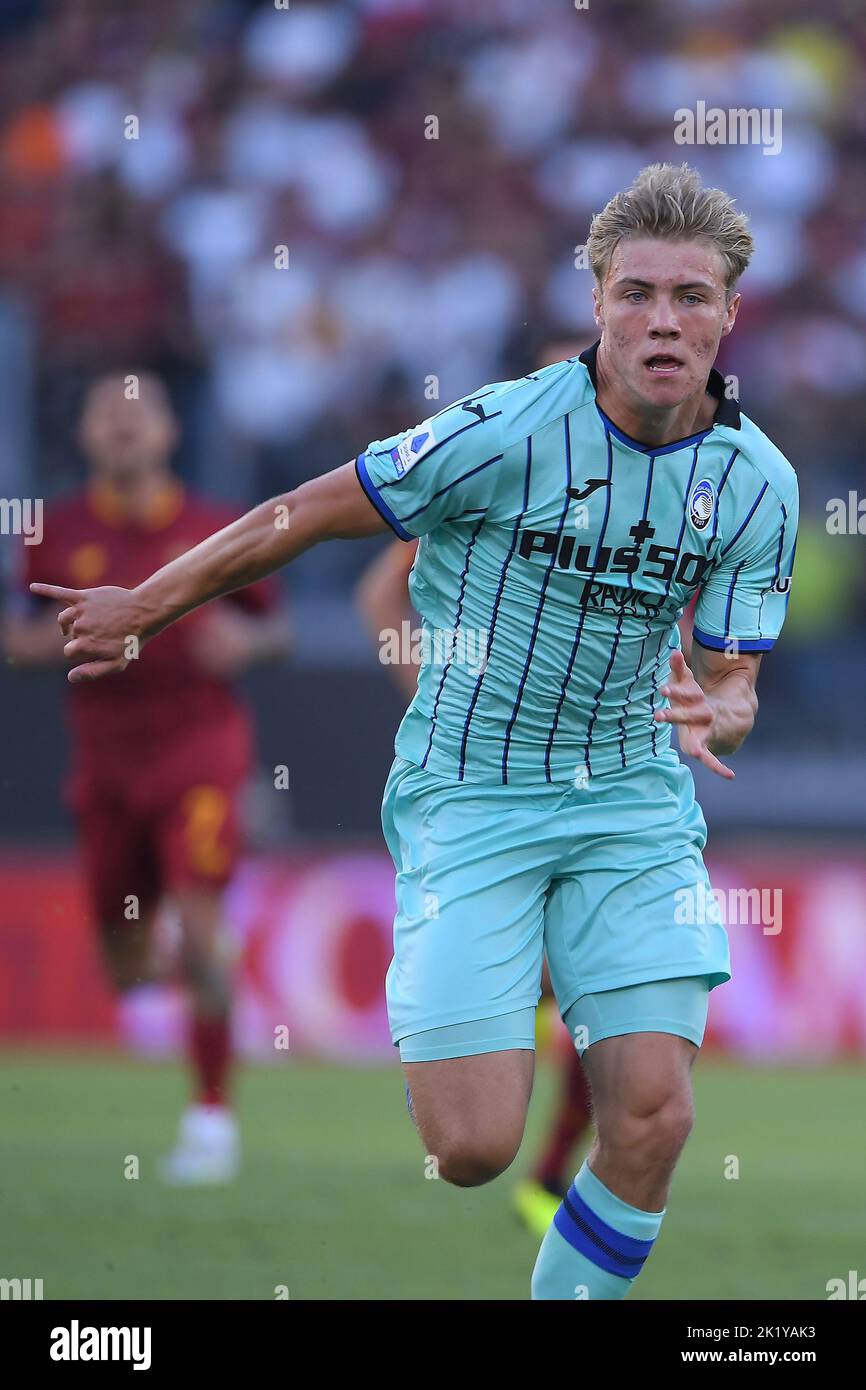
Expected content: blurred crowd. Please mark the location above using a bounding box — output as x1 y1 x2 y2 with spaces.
0 0 863 740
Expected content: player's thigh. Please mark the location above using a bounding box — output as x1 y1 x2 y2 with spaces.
582 1026 698 1119
154 783 241 996
381 757 555 1050
404 1045 535 1185
76 789 161 983
545 754 731 1013
566 977 708 1148
157 781 241 917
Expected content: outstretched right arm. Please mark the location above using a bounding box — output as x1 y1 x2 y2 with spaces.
31 462 387 683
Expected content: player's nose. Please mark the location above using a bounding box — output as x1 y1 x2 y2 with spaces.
646 297 681 336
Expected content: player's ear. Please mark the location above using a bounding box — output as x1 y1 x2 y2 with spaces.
592 283 604 330
721 289 740 336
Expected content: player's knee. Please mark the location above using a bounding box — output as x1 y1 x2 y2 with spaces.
181 944 230 1005
99 935 144 993
179 929 226 980
649 1092 694 1160
180 941 213 983
105 963 140 993
434 1130 521 1188
599 1091 694 1170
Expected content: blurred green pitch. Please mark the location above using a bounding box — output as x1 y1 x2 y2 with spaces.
1 1052 861 1301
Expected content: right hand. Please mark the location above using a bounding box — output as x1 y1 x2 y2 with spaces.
29 583 148 682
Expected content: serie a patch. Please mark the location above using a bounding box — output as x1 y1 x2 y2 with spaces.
390 420 437 478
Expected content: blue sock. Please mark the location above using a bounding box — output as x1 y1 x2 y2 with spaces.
531 1159 665 1300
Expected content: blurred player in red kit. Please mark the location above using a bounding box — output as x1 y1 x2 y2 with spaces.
4 372 288 1183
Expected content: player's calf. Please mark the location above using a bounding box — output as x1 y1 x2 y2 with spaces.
531 985 707 1299
159 887 238 1182
179 940 232 1014
590 1086 694 1211
583 1029 697 1211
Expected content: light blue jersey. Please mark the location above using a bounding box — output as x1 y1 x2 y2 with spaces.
357 342 798 785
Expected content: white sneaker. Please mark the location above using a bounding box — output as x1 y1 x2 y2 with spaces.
159 1104 240 1185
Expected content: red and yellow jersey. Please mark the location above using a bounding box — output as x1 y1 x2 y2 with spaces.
20 480 279 775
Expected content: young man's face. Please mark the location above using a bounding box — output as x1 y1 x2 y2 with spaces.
593 235 739 411
78 377 179 481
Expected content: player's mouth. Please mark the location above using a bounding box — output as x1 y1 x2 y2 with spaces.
644 353 684 376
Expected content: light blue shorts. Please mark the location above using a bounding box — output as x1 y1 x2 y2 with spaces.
380 751 730 1060
398 977 710 1063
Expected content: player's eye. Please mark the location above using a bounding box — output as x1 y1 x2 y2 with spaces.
682 294 702 305
625 291 647 302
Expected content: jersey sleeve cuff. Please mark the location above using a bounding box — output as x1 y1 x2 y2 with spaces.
692 626 777 653
355 454 414 541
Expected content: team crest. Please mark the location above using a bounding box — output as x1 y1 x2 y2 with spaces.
688 478 715 531
391 420 437 478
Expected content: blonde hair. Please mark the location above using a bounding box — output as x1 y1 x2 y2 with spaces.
587 162 754 298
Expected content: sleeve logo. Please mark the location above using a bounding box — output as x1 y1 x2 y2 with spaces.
391 420 437 478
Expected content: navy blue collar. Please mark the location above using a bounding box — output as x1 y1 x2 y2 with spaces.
595 404 712 457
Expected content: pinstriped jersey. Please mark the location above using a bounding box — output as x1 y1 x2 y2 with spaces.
356 341 798 786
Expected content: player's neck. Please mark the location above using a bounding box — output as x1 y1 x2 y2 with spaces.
594 351 717 449
93 467 175 522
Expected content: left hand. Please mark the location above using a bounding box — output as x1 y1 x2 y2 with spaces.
653 649 734 780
